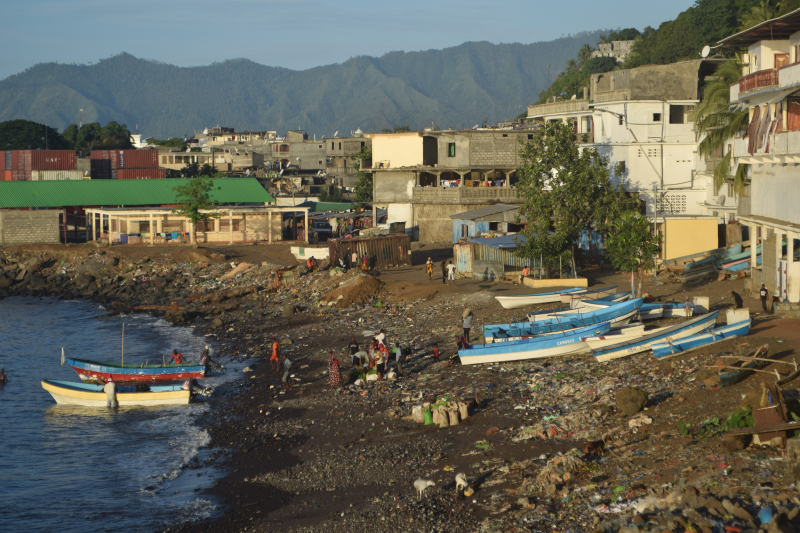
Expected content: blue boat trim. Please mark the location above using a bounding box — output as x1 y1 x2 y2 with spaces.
651 319 751 358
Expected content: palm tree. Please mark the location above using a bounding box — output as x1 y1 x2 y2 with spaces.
740 0 777 29
565 58 577 72
694 58 750 195
597 34 608 46
578 44 593 66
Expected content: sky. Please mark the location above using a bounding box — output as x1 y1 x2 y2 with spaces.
0 0 697 80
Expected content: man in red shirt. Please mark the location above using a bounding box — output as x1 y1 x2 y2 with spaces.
270 338 280 371
169 350 184 365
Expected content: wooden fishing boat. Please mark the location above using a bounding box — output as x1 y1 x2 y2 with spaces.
651 319 751 358
580 323 647 350
712 346 800 386
661 244 742 272
484 299 642 342
66 356 208 383
704 345 770 387
460 322 612 365
559 285 617 304
41 379 193 406
638 303 664 320
525 291 631 318
495 287 586 309
592 312 720 362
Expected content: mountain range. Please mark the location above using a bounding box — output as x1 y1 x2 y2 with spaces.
0 33 602 139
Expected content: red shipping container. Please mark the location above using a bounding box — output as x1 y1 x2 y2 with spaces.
1 170 11 181
11 170 31 181
115 168 167 180
30 150 76 170
12 150 32 171
0 151 5 170
90 149 158 169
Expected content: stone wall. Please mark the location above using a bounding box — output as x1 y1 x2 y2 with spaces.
0 210 61 245
415 203 494 243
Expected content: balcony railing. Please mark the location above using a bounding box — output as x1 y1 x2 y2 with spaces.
412 187 521 205
739 69 779 93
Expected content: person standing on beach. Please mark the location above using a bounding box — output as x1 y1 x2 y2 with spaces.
684 298 693 318
270 338 280 371
348 336 359 367
441 260 447 284
426 257 433 280
351 250 358 270
462 311 473 341
393 343 404 376
281 355 293 391
328 351 342 389
760 284 770 313
731 291 744 309
446 261 456 285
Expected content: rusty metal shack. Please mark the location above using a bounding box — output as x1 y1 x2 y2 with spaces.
328 234 411 270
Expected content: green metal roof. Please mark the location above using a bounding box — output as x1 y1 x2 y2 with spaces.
296 201 356 212
0 178 274 208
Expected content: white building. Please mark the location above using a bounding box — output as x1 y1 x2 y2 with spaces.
722 7 800 304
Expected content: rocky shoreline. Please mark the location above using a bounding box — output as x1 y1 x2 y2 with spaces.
3 243 800 533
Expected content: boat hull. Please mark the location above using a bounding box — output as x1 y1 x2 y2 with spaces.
651 320 751 358
41 380 192 406
581 324 647 350
67 357 206 383
462 322 610 365
495 288 586 309
592 312 720 362
559 286 617 304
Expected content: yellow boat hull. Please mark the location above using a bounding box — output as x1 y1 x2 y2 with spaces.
41 381 192 407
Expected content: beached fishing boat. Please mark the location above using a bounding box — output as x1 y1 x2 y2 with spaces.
651 319 751 358
638 303 664 320
712 345 770 387
66 356 209 383
495 287 586 309
580 323 647 350
559 286 617 304
526 291 631 318
484 299 641 342
41 379 193 406
661 244 742 272
592 312 720 362
461 322 612 365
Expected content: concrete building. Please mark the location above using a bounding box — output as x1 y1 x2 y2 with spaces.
449 204 523 244
371 130 530 242
266 131 327 173
0 210 61 245
591 40 635 63
721 7 800 303
325 132 371 188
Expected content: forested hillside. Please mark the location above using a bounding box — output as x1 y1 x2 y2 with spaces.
0 34 602 138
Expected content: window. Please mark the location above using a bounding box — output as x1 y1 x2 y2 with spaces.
653 113 662 122
528 134 533 140
502 134 508 137
318 145 322 149
669 105 685 124
318 160 323 165
338 142 342 150
619 116 624 125
331 142 334 150
361 142 365 149
448 143 456 157
618 161 626 173
161 156 167 164
727 183 734 197
219 219 241 232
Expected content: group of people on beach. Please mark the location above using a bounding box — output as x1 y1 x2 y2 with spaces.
425 257 457 285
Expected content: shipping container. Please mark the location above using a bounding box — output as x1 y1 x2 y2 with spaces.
11 170 31 181
30 170 83 181
1 170 11 181
3 151 10 170
30 150 76 170
90 149 158 169
12 150 31 171
0 151 4 170
115 168 166 180
90 158 112 179
328 234 411 270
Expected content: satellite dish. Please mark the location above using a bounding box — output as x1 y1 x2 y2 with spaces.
717 195 726 205
701 45 711 58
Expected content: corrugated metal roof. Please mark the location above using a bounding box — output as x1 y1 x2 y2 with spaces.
449 204 519 220
296 201 356 212
0 178 274 208
467 234 526 249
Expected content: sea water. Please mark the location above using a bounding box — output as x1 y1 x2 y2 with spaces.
0 297 233 532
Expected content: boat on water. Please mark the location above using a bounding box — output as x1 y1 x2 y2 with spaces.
651 319 751 358
460 321 612 365
559 286 617 304
41 379 193 406
484 299 641 342
592 311 720 362
66 356 209 383
495 287 586 309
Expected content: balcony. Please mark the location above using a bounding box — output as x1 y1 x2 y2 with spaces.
732 62 800 103
527 99 591 119
738 69 779 94
412 186 522 205
733 130 800 159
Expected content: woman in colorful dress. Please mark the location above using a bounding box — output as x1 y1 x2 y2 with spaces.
425 257 433 280
328 351 342 389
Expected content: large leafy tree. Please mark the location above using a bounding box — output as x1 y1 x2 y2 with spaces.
515 121 633 277
0 119 70 149
172 176 222 244
740 0 777 28
179 161 215 178
606 211 661 297
694 58 750 195
61 121 134 150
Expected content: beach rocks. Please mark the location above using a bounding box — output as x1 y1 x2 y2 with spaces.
29 275 47 290
615 387 648 415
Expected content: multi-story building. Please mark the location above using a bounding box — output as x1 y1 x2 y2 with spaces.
267 130 326 173
370 130 531 241
325 130 371 187
721 7 800 303
526 59 730 261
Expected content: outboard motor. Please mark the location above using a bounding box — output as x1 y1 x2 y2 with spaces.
200 346 225 372
183 379 212 397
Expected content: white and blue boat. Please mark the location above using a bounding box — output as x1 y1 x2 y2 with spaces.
592 311 720 362
495 287 586 309
650 319 751 358
460 321 612 365
485 299 642 342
